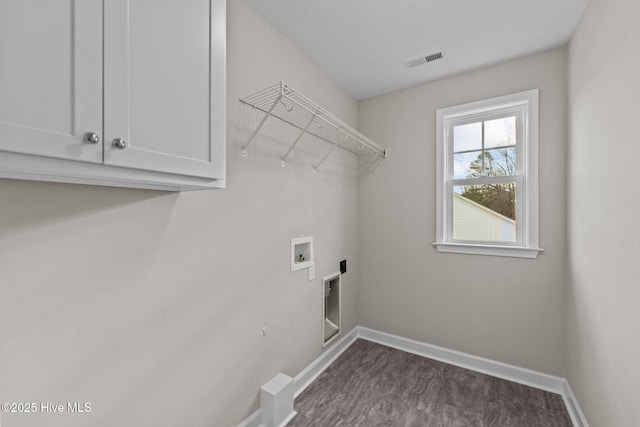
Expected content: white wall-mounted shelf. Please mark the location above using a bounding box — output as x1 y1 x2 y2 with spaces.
240 81 387 171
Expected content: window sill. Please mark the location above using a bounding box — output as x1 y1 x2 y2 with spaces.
433 242 543 259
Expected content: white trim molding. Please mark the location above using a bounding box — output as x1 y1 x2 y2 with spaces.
237 328 358 427
356 327 588 427
238 326 587 427
357 327 563 392
562 381 590 427
293 327 359 397
433 242 544 259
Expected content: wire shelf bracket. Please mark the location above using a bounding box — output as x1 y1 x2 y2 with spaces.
239 82 387 170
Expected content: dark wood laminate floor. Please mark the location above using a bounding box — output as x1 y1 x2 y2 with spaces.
288 339 571 427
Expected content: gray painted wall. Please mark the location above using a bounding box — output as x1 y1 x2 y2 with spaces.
568 0 640 425
4 0 638 425
357 48 568 376
0 2 359 426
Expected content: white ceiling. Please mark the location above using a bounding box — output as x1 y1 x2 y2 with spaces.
247 0 589 100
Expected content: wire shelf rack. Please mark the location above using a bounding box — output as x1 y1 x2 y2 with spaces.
239 81 387 170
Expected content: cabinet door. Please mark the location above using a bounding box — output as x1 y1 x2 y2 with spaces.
0 0 102 163
104 0 225 179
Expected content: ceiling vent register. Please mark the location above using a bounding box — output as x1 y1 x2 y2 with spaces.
404 51 444 68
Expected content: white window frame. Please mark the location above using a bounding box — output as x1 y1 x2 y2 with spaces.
434 89 542 259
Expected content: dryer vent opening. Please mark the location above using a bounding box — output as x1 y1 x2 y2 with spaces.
322 272 341 347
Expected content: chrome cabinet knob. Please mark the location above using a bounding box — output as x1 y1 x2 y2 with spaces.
83 132 100 144
112 138 127 149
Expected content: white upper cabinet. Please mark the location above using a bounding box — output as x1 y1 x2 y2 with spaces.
0 0 103 163
104 0 225 179
0 0 226 191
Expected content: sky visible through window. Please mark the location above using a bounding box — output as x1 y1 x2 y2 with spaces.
452 116 517 223
453 116 516 180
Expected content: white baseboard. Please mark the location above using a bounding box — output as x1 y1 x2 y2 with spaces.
355 327 588 427
237 408 298 427
236 327 359 427
238 326 588 427
562 380 590 427
293 327 359 397
357 326 563 393
237 408 261 427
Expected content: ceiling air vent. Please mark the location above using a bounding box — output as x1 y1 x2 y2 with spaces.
403 51 444 69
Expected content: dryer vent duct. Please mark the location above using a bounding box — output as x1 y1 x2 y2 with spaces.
403 51 444 68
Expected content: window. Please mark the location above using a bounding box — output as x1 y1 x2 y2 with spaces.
435 90 542 258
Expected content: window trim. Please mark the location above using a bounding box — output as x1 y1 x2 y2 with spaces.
434 89 543 259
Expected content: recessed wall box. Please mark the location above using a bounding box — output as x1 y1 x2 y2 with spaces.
322 272 341 347
291 236 314 272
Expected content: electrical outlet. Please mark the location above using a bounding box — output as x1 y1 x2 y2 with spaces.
308 265 315 280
